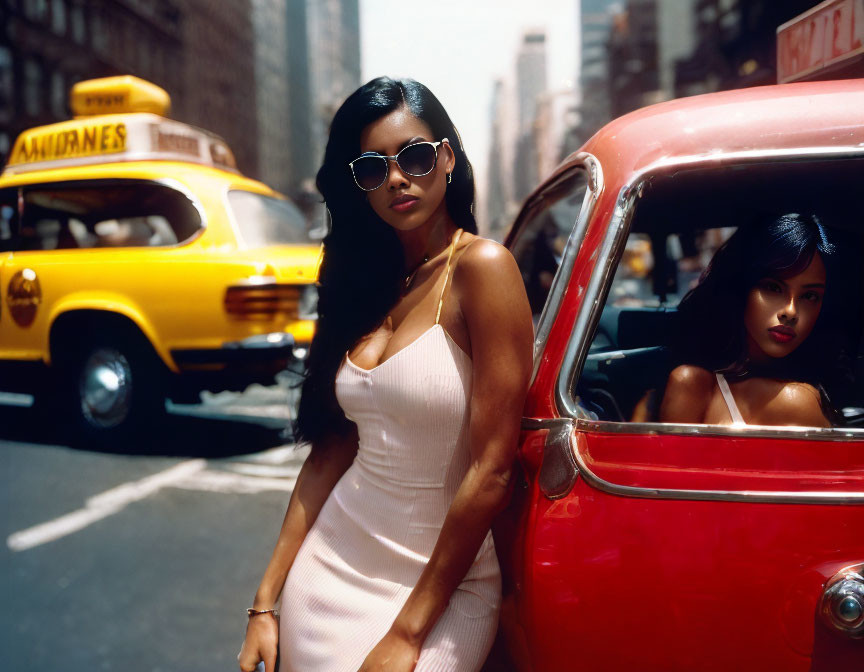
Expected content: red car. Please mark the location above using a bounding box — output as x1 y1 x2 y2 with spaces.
495 79 864 670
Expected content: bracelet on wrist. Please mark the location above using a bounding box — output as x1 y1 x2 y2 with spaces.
247 607 279 619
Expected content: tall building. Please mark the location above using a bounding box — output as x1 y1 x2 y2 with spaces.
674 0 821 96
607 0 660 117
175 0 258 177
0 0 259 177
577 0 620 143
515 29 548 135
485 80 509 240
0 0 183 164
285 0 361 222
252 0 292 195
513 29 548 201
656 0 697 97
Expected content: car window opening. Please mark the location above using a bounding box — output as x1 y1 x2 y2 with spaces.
227 190 311 249
573 158 864 430
0 181 201 251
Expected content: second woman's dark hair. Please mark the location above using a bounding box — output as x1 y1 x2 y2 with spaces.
296 77 477 444
674 213 858 417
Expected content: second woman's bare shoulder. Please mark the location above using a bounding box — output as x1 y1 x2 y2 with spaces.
659 364 715 423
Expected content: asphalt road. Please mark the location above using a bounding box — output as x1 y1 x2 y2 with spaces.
1 386 308 672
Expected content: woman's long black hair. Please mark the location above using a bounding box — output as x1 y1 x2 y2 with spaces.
673 212 859 420
295 77 478 444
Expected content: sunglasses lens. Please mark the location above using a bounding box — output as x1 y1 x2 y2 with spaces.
397 143 437 177
352 156 387 190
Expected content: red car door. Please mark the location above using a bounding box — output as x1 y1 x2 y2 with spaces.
498 124 864 670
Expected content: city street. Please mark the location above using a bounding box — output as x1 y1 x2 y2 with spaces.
1 383 307 671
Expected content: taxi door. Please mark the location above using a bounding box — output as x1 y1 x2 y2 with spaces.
0 187 22 365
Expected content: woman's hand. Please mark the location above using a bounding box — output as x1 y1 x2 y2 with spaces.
237 614 279 672
357 629 421 672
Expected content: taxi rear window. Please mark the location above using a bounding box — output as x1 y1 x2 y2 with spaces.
227 191 309 249
0 180 201 251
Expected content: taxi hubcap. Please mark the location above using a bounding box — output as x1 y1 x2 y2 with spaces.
79 348 132 428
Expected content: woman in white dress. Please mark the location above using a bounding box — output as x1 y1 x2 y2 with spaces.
237 77 533 672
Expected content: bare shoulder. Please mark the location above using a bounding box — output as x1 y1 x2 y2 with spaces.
764 380 829 427
457 236 515 270
453 236 522 293
659 365 714 423
666 364 715 393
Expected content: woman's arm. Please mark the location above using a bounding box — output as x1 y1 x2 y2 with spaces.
359 240 533 670
238 425 358 672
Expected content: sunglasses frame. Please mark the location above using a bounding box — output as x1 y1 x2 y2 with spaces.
348 138 449 192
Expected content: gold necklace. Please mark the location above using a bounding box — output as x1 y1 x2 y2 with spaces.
404 253 430 290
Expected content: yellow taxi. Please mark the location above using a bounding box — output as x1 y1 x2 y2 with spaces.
0 76 320 444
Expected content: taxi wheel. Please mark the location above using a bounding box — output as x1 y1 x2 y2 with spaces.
57 332 167 447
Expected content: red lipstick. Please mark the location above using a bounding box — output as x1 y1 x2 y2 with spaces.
768 325 795 343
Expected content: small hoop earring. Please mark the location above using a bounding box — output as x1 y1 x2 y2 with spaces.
447 172 452 184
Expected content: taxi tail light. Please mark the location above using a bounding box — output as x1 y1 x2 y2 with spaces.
224 282 300 320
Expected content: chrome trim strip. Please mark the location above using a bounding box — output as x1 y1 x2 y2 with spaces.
556 181 641 419
575 418 864 441
568 434 864 505
528 154 602 385
522 417 573 431
556 145 864 437
521 417 864 503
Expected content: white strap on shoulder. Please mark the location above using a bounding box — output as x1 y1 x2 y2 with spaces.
715 373 746 425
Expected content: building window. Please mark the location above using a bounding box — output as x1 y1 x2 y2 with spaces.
0 47 13 124
70 1 86 44
91 9 107 53
24 58 42 117
50 70 65 118
50 0 66 33
0 132 10 166
24 0 48 21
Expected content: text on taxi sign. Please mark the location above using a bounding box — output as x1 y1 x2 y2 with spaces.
10 123 127 165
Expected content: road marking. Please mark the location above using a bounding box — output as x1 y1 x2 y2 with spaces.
6 445 307 552
224 463 303 478
174 470 297 494
233 444 307 465
7 459 206 552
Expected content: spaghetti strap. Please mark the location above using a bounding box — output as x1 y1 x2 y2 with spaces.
715 373 746 425
435 228 464 325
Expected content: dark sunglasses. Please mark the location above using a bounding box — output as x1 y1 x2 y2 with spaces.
348 139 448 191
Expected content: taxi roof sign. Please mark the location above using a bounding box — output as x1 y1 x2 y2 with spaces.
71 75 171 117
2 114 238 176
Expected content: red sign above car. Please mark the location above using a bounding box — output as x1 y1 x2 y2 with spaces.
777 0 864 82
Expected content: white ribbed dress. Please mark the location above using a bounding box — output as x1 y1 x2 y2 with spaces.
278 233 500 672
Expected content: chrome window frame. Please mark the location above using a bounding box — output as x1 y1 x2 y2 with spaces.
555 146 864 442
514 153 601 385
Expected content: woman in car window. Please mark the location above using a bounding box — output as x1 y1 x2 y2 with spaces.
659 212 856 427
237 77 533 672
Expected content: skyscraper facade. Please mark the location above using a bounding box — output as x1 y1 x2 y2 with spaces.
252 0 292 195
576 0 620 144
513 29 548 201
